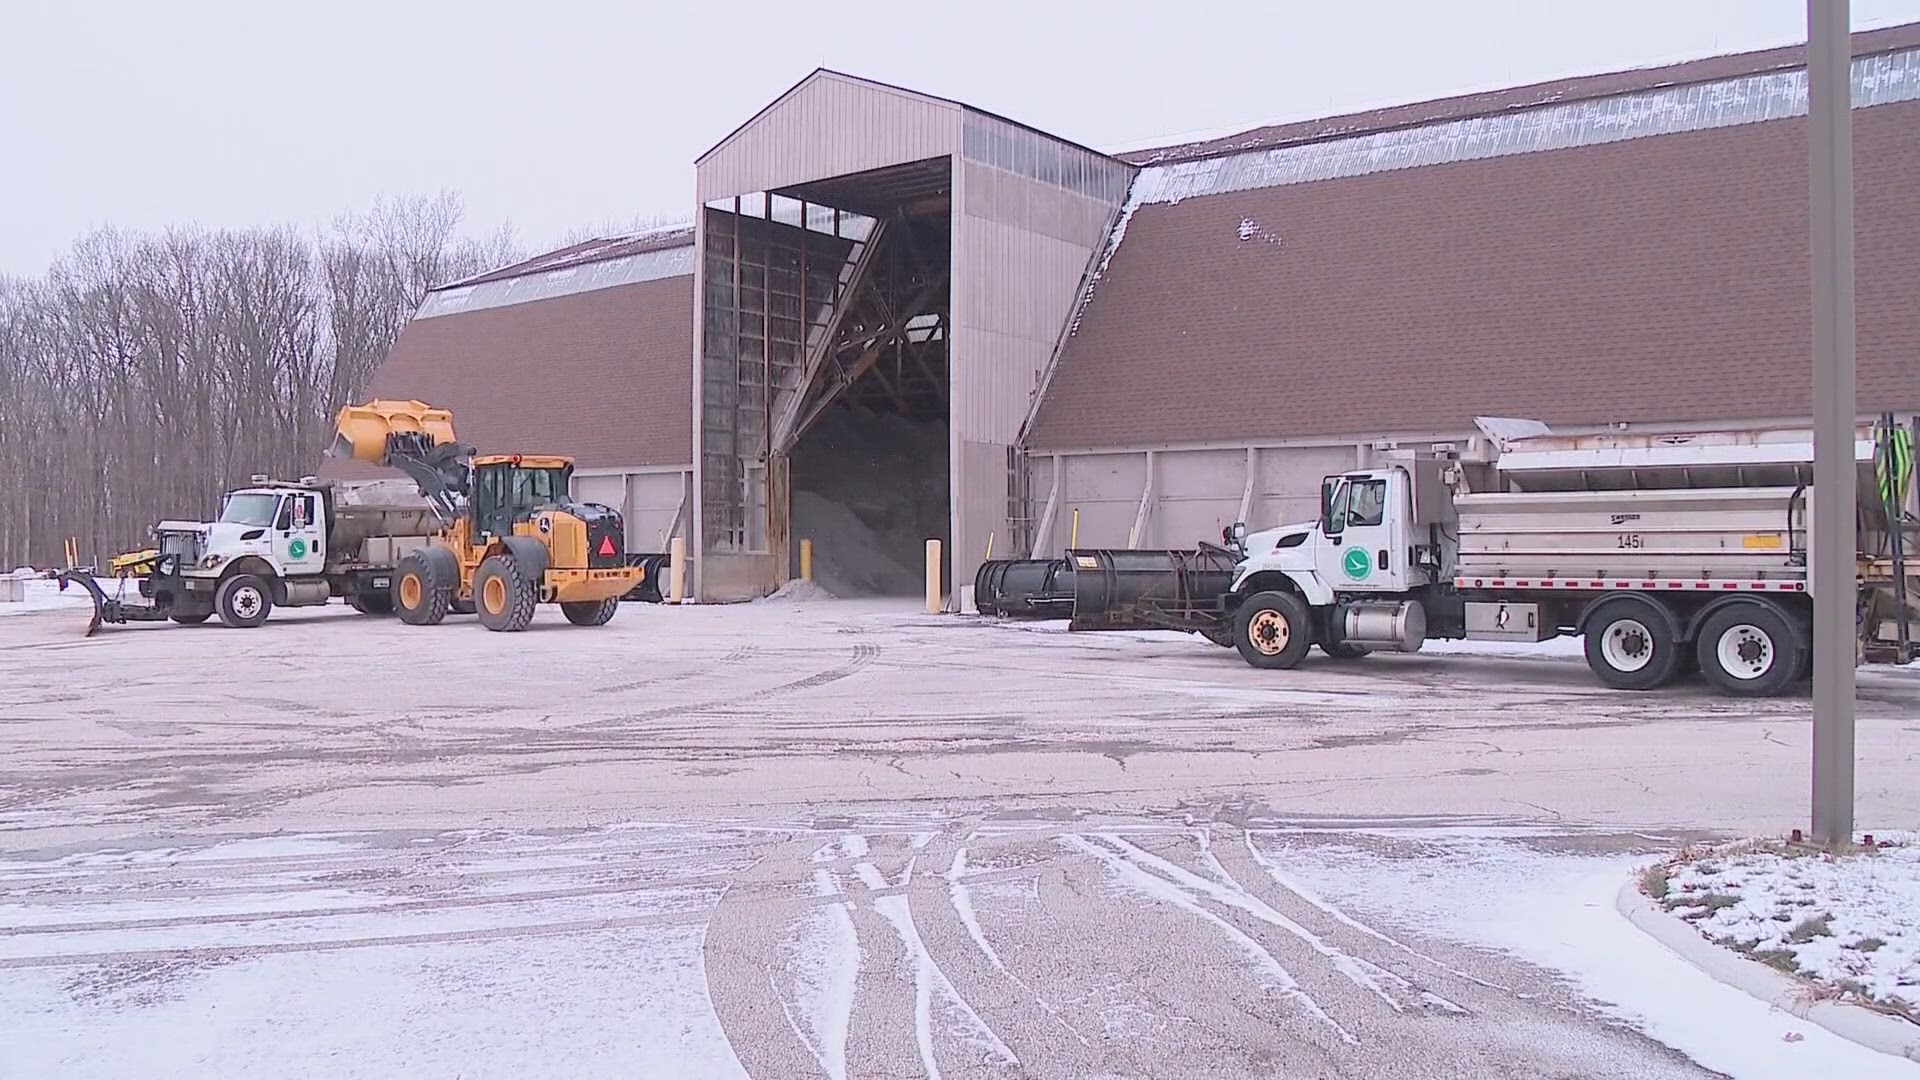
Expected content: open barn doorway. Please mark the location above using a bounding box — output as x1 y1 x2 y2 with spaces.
698 157 951 597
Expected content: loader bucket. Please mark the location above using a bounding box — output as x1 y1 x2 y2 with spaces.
328 400 458 463
973 558 1074 617
1066 547 1239 637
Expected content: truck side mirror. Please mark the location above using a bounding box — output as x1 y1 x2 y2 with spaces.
1225 521 1247 551
1320 480 1339 535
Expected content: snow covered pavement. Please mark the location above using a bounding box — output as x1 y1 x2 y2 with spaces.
4 599 1920 1076
1654 836 1920 1022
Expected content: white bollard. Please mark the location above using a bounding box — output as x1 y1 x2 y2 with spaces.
668 536 686 603
925 539 942 614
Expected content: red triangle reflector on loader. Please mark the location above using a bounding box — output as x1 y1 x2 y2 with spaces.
598 536 617 557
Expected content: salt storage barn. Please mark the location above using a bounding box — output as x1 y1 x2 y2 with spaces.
362 24 1920 602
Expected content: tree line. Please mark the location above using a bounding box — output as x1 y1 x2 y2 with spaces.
0 194 517 571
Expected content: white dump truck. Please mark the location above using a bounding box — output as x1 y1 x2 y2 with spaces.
61 476 439 632
1014 417 1917 696
1213 417 1917 695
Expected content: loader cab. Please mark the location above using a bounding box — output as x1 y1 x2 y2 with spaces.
470 455 573 540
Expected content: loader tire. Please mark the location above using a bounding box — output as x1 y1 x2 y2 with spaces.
216 573 273 629
1233 591 1313 670
394 550 452 626
474 554 537 632
561 596 620 626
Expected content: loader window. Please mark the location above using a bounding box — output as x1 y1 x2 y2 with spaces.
472 465 570 537
220 492 281 528
509 467 567 508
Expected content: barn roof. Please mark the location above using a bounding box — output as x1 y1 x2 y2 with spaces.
350 271 694 471
1114 21 1920 167
1026 25 1920 451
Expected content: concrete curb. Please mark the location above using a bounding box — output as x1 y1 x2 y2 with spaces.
1615 878 1920 1062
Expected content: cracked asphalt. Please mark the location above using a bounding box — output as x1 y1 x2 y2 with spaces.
2 598 1917 1078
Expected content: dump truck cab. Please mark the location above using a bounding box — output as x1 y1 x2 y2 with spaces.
1231 461 1456 607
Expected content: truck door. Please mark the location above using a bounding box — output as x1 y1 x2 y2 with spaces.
1316 473 1407 593
275 491 326 575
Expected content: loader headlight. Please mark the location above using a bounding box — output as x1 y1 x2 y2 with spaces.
200 554 226 569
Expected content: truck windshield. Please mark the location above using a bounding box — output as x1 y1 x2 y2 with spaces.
219 492 281 527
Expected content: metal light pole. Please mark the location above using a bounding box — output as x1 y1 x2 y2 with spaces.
1808 0 1857 847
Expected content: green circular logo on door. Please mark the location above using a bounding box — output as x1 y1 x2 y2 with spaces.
1342 547 1371 580
288 539 308 559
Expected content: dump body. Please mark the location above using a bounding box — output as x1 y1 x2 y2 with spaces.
326 502 439 559
1453 486 1807 586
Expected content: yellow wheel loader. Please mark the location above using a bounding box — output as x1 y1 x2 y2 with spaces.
328 400 645 631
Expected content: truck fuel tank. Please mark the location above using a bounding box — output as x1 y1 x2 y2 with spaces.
1340 599 1427 652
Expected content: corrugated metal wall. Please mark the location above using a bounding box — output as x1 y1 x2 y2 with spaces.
1025 443 1370 556
948 121 1132 591
574 468 691 554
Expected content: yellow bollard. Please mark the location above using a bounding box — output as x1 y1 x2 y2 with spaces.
668 536 686 603
984 531 994 561
1070 509 1079 549
800 538 813 581
925 538 941 614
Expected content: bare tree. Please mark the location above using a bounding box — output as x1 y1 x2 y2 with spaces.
0 193 519 571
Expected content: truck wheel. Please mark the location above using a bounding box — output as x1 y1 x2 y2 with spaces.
170 612 212 625
216 573 273 629
561 597 620 626
347 593 394 616
1697 602 1802 697
1319 641 1370 660
474 554 537 632
394 551 451 626
1583 597 1680 690
1234 591 1313 670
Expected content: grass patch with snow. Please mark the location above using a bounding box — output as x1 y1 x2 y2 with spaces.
1640 833 1920 1023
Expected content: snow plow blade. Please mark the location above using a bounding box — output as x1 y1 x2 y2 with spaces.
973 558 1074 617
56 570 109 637
1066 546 1239 642
56 567 172 636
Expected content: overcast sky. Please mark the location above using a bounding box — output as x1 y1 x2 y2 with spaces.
6 0 1920 275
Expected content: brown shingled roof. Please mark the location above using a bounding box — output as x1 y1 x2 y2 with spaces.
1028 99 1920 450
1117 22 1920 166
346 274 693 470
